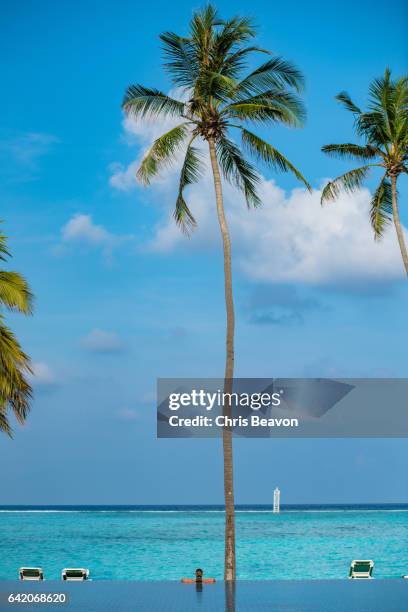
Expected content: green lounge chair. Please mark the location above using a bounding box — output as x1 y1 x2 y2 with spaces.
349 560 374 579
61 568 89 581
19 567 44 581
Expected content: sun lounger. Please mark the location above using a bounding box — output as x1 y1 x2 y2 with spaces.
348 560 374 579
61 568 89 581
19 567 44 581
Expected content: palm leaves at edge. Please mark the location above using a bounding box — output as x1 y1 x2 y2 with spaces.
322 70 407 244
321 165 374 202
0 318 32 436
370 176 392 240
122 85 185 119
235 56 305 96
137 124 191 185
321 143 378 161
0 272 34 314
0 228 33 436
174 137 204 234
241 129 311 190
216 136 261 207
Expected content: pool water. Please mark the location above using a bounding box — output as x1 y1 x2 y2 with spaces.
1 580 408 612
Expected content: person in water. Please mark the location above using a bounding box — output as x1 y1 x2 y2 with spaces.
181 568 216 583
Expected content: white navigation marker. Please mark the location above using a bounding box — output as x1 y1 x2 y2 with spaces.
273 487 280 513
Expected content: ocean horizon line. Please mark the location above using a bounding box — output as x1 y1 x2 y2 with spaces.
1 502 407 513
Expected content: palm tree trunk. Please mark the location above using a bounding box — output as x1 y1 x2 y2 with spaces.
391 174 408 276
208 137 236 581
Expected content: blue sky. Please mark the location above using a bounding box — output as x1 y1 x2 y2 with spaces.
1 0 408 504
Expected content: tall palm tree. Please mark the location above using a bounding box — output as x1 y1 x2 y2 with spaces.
321 69 408 274
122 4 309 580
0 228 33 435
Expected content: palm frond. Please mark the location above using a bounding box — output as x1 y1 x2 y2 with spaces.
220 46 269 79
0 271 33 314
0 227 33 435
321 166 372 203
236 57 304 95
194 70 237 105
190 4 219 66
335 87 389 147
160 32 198 87
321 143 378 161
225 102 289 123
216 136 261 207
367 71 395 143
393 75 408 147
368 69 392 114
0 408 12 437
241 129 311 190
355 111 389 147
174 137 204 234
137 124 190 185
122 85 185 119
212 16 256 63
0 318 32 435
225 89 305 126
370 176 392 240
190 3 220 39
0 232 11 262
335 92 361 114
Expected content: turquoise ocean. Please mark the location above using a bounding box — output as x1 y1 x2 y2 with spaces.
0 505 407 581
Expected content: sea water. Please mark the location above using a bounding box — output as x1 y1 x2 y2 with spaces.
0 505 407 580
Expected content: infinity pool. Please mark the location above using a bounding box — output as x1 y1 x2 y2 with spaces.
0 580 407 611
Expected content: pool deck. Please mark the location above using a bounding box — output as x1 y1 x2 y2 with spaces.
0 580 407 611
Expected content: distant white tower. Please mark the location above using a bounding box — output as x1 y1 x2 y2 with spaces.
273 487 280 513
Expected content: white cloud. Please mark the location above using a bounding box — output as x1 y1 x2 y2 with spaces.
109 160 140 192
60 214 132 258
234 183 405 285
62 214 113 245
29 362 57 387
81 329 124 353
110 109 407 286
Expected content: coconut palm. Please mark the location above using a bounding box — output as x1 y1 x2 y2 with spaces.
0 228 33 435
321 69 408 274
122 4 309 579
